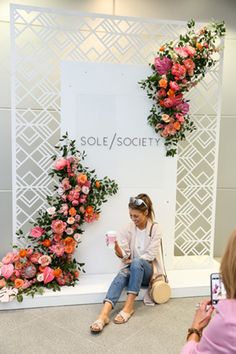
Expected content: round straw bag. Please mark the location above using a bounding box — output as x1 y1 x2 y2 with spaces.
148 223 171 304
150 274 171 304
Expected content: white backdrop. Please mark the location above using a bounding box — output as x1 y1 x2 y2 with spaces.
61 62 177 274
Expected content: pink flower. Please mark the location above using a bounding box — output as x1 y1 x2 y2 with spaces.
75 214 81 222
81 186 90 194
176 102 190 114
54 158 67 171
176 113 185 123
154 57 173 75
50 243 65 257
43 267 55 284
30 226 45 238
53 233 62 242
183 58 195 72
68 190 80 202
185 46 196 57
61 178 71 191
2 252 14 265
72 200 79 206
161 124 177 137
22 280 33 289
162 98 175 108
174 47 189 58
171 63 186 79
169 81 180 91
59 204 68 215
79 195 87 203
66 228 74 235
38 255 51 267
30 252 42 264
56 276 66 286
12 252 20 262
156 88 166 98
1 264 14 279
26 248 33 256
51 220 67 234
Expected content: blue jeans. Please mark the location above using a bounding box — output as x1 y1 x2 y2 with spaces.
104 258 152 308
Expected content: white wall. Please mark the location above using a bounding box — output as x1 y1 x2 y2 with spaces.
0 0 235 258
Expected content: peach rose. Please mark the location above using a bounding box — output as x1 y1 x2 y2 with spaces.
0 279 6 288
77 174 87 185
14 278 24 289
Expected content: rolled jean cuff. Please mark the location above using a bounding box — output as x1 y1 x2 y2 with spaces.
127 290 138 296
103 298 115 309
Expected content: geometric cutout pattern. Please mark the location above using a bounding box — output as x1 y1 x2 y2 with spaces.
11 5 224 262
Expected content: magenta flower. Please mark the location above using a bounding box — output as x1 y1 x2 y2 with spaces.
176 102 190 114
43 267 55 284
154 57 173 75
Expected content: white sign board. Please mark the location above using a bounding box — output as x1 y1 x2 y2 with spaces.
61 62 177 274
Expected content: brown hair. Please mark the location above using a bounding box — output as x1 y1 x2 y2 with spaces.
128 193 155 222
220 229 236 299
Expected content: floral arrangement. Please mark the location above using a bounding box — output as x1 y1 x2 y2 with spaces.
0 133 118 302
139 19 226 156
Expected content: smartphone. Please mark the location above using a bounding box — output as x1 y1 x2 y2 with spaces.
210 273 226 305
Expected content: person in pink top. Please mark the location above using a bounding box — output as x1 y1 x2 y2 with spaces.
181 230 236 354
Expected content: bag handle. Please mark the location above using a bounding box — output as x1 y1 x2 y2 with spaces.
149 222 168 283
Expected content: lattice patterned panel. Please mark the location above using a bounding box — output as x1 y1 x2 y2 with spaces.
11 5 223 263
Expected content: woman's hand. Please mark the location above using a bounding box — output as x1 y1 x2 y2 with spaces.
191 299 214 331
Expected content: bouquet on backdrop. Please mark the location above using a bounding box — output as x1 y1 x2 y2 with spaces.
139 19 226 156
0 133 118 302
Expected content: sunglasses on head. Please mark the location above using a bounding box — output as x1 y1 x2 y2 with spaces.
129 197 148 208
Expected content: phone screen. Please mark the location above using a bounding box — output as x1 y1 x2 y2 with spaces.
210 273 227 305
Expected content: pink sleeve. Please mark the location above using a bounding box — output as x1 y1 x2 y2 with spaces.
180 340 197 354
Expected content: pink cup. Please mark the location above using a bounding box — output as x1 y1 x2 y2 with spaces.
105 231 117 249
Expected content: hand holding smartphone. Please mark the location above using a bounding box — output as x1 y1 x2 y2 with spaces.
210 273 227 305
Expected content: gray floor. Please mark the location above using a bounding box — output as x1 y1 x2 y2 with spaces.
0 296 204 354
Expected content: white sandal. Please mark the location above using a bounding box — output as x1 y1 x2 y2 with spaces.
90 318 109 333
113 310 134 324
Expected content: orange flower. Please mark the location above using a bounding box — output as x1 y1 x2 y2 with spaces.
159 46 165 51
64 237 74 245
39 265 46 272
95 180 100 188
174 121 181 130
167 89 175 97
74 271 80 279
69 207 77 216
77 174 87 184
196 42 203 50
14 278 24 288
64 244 75 254
19 249 27 258
85 206 94 215
159 79 168 89
53 268 62 277
42 239 51 247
